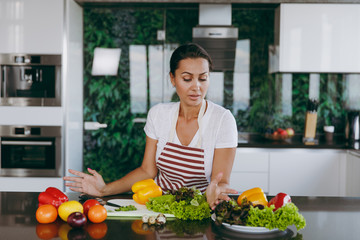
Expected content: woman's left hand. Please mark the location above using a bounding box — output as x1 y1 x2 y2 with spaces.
206 172 238 210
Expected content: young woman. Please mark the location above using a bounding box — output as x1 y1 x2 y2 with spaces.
64 43 238 209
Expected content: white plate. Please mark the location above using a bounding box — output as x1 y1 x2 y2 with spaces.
211 214 280 234
104 199 175 218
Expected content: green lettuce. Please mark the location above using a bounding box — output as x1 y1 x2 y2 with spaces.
146 188 211 220
145 194 175 214
246 203 306 231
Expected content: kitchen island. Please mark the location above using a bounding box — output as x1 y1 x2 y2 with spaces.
1 192 360 240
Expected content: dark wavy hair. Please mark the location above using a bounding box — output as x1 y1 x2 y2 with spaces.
169 43 213 75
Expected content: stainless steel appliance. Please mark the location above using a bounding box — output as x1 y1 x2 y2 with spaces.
0 54 61 106
0 126 62 177
345 111 360 141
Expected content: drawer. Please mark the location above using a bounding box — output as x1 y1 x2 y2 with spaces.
233 150 269 172
230 172 269 193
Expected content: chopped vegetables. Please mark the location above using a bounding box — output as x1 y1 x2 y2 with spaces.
114 205 137 211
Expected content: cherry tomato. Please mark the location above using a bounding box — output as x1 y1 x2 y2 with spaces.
83 199 100 217
36 223 59 240
86 222 108 239
36 204 58 224
87 205 107 223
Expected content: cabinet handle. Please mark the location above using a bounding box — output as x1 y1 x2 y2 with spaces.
84 122 108 130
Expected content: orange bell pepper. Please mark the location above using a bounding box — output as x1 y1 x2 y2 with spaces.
237 187 268 206
132 179 162 205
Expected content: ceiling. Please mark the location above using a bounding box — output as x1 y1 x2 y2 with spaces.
75 0 360 7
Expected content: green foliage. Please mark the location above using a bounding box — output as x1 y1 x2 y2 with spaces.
83 7 197 182
232 9 275 132
165 9 198 44
291 74 310 133
317 74 346 133
83 9 146 182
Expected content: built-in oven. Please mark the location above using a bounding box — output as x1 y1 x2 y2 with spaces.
0 54 61 106
0 126 62 177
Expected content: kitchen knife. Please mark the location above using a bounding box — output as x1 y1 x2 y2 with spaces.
104 201 122 208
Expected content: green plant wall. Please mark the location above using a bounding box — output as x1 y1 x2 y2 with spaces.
83 9 146 182
83 7 197 182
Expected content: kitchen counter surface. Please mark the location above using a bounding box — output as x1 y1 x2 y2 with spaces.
1 191 360 240
237 133 359 150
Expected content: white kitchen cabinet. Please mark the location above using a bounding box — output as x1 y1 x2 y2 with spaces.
346 151 360 197
0 0 83 192
0 0 63 54
269 4 360 73
0 177 63 192
230 148 269 193
269 149 346 196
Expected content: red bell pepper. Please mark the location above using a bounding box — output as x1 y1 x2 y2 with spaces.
45 187 69 203
268 192 291 211
38 187 68 208
38 192 62 208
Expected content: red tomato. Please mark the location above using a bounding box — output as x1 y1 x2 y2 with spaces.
88 205 107 223
83 199 101 217
36 204 58 224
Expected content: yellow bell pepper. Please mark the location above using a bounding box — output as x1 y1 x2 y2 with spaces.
132 179 162 205
237 187 268 206
131 220 152 235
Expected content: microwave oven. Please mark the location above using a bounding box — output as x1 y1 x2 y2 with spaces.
0 54 61 106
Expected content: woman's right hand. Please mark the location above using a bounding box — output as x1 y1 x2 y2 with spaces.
63 168 106 197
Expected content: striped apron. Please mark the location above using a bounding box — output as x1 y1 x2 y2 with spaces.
155 100 209 193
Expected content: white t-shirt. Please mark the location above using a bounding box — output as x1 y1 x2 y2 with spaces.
144 100 238 182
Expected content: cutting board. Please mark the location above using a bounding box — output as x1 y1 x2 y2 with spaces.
105 199 175 219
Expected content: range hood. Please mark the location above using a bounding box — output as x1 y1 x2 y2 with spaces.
192 4 238 71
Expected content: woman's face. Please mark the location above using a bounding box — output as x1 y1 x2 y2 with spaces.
170 58 210 107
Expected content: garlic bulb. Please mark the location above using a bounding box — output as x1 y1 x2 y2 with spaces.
148 216 156 225
142 214 149 223
156 215 166 225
